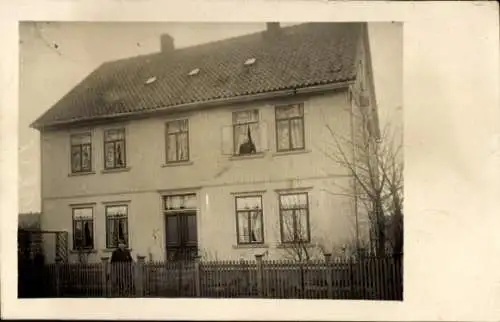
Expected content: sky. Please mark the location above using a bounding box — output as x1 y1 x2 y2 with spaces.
18 22 402 214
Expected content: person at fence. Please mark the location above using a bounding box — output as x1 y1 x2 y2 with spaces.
110 241 133 263
110 241 134 296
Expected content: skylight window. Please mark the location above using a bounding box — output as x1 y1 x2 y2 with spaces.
244 58 256 66
145 76 157 85
188 68 200 76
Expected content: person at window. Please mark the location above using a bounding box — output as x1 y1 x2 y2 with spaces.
238 126 256 155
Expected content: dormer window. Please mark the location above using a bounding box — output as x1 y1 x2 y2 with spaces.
188 68 200 76
145 76 157 85
244 58 256 66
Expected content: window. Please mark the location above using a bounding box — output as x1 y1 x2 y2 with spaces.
279 192 310 243
235 195 264 244
70 133 92 173
166 119 189 162
72 207 94 250
275 104 305 152
104 128 126 169
233 110 261 156
105 205 129 248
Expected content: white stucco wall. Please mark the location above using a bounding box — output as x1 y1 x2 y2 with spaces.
40 90 367 262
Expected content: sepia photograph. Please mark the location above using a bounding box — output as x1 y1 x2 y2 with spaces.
17 21 404 300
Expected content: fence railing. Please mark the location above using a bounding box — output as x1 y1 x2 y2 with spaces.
31 254 402 300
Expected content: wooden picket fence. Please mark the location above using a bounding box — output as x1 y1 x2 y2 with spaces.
38 255 402 300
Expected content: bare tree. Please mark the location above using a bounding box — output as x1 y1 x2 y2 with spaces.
278 212 325 262
322 99 403 258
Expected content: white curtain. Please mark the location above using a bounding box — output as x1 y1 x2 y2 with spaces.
71 147 81 171
250 211 262 242
238 212 249 243
277 121 290 150
281 210 294 242
105 143 115 168
178 132 188 160
167 135 177 161
82 145 91 169
290 119 304 148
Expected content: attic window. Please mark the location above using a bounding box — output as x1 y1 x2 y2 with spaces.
145 76 157 85
244 58 256 66
188 68 200 76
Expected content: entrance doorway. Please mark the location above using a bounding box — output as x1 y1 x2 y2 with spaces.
162 194 198 261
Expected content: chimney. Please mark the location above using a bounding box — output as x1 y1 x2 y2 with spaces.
160 34 175 53
265 22 281 38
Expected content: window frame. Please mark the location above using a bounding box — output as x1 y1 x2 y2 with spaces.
232 109 260 156
72 207 94 250
278 192 311 244
105 204 129 249
274 103 306 152
70 132 92 173
165 119 190 163
234 195 265 245
103 128 127 170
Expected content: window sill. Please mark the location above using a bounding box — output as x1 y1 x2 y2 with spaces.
70 249 98 254
68 171 96 177
277 242 313 249
232 243 269 249
102 248 132 253
101 167 131 174
229 153 265 161
272 149 310 157
162 161 194 168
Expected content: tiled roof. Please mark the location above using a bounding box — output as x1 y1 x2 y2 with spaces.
32 23 362 129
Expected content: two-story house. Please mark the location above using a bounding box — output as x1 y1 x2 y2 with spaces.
31 22 380 263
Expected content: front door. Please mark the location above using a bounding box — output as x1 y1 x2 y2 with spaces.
163 194 198 262
165 212 198 261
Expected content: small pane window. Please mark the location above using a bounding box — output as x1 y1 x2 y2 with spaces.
166 119 189 162
233 110 261 156
104 128 126 169
279 192 310 243
235 195 264 244
72 207 94 250
70 133 92 173
275 104 305 152
105 205 129 248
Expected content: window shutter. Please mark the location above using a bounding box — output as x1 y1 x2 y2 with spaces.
221 125 234 155
259 121 269 152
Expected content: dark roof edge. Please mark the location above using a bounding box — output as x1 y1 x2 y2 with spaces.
31 81 353 131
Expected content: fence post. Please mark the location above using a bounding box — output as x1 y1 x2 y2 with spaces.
194 256 201 297
55 257 62 297
255 254 264 297
324 253 333 299
101 256 109 297
135 255 145 297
